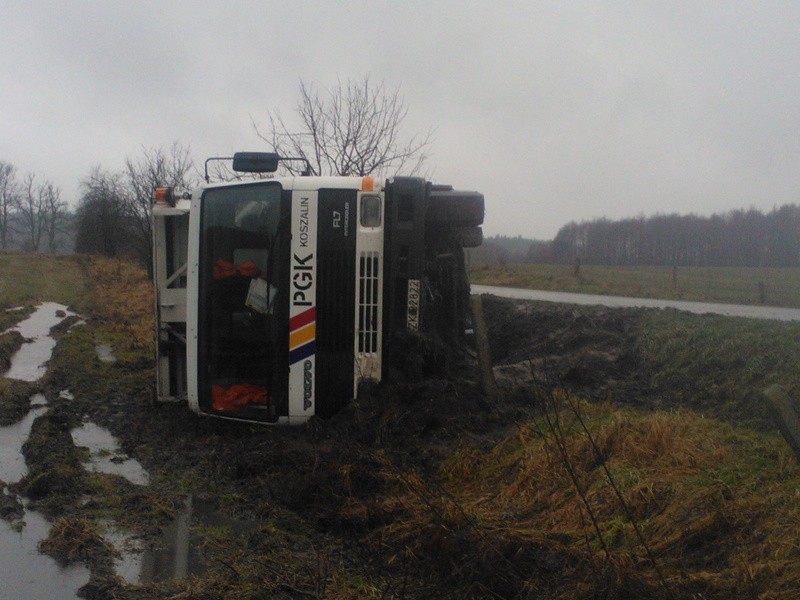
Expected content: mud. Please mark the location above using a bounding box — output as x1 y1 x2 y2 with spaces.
105 494 257 585
0 294 640 598
0 330 25 373
482 294 648 402
0 290 784 598
0 379 37 426
13 331 516 597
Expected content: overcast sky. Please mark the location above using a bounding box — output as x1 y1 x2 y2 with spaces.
2 1 799 239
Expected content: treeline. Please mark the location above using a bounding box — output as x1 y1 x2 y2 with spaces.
0 144 193 269
467 235 548 265
74 144 193 270
472 206 800 267
0 162 72 253
5 148 799 271
551 206 800 267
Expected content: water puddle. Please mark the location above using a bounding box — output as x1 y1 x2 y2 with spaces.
0 404 48 483
107 496 201 584
0 302 218 592
70 421 150 486
3 302 77 381
30 393 49 407
0 398 89 598
105 495 253 584
95 344 117 364
0 508 90 598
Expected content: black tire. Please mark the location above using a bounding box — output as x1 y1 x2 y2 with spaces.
426 190 485 228
455 226 483 248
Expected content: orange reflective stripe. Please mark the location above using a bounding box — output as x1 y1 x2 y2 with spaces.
362 176 374 192
289 323 316 349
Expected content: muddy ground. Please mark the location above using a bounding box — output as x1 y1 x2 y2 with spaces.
482 295 647 401
0 293 788 598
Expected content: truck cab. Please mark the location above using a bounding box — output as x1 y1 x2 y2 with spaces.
152 153 483 424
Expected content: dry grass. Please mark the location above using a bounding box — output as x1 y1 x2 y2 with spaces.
39 516 119 565
0 253 153 353
83 256 154 354
373 394 800 597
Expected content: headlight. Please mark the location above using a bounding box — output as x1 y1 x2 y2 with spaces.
360 195 382 228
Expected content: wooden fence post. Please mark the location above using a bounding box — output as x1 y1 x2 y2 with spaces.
672 260 678 292
470 295 498 402
762 385 800 463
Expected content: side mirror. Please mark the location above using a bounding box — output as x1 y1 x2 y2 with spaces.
232 152 280 174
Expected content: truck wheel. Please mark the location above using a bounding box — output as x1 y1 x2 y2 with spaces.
455 226 483 248
426 190 485 228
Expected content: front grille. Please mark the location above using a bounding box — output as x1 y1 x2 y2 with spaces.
358 252 380 353
314 189 358 418
315 248 355 417
318 249 352 352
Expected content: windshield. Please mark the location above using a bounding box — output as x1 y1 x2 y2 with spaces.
197 182 289 421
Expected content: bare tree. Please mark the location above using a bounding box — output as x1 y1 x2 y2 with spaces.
124 143 194 268
256 76 432 177
39 180 67 253
17 173 47 252
75 166 132 257
0 160 19 249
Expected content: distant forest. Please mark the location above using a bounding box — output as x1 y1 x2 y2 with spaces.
471 204 800 268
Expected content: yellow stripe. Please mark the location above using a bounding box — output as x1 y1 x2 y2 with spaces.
289 323 316 349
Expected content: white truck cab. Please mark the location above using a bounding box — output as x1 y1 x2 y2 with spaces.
152 153 484 424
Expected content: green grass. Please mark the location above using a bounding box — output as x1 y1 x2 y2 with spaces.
637 309 800 428
0 252 92 311
470 263 800 308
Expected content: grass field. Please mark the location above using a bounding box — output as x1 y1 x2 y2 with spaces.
469 262 800 308
0 252 93 311
638 308 800 428
4 252 800 596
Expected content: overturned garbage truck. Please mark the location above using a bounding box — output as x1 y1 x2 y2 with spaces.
151 152 484 424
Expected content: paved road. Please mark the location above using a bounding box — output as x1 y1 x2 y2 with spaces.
471 285 800 322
